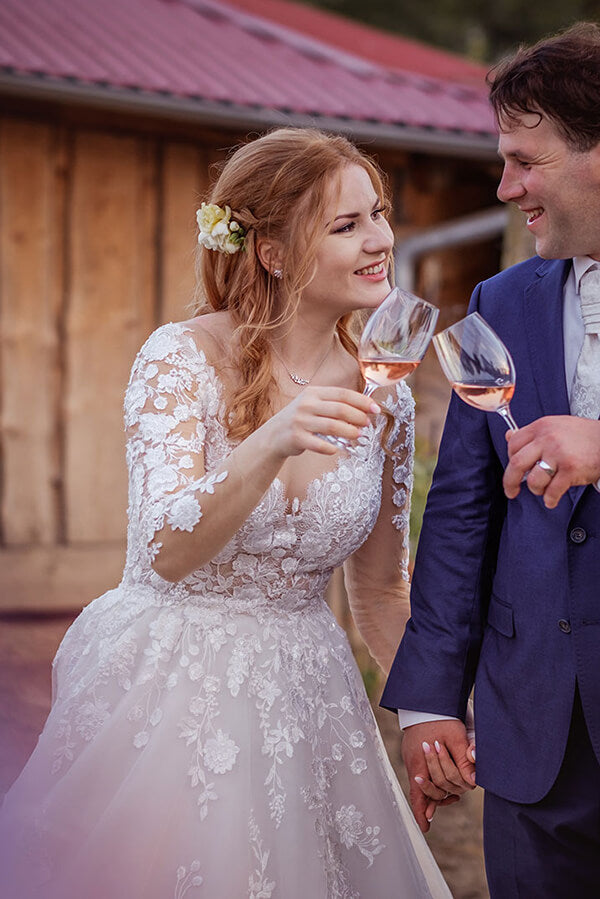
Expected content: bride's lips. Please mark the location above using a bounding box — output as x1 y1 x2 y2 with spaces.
354 261 388 281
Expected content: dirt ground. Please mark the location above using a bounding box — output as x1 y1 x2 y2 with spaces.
0 616 488 898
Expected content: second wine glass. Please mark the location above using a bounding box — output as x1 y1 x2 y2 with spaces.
433 311 518 430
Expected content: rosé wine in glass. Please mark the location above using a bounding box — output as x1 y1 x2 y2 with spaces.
434 312 518 431
319 287 439 451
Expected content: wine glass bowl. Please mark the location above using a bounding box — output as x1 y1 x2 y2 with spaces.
319 287 439 451
358 287 439 396
433 312 518 430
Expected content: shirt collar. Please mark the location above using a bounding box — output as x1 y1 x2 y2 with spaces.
573 255 600 293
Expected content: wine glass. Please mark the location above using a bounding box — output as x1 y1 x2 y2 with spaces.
321 287 439 450
433 311 518 430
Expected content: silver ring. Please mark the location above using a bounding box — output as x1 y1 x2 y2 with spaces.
536 459 556 477
442 790 451 800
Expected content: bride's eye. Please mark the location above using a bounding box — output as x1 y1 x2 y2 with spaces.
334 221 356 234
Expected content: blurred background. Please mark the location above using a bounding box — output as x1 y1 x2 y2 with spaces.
1 0 594 895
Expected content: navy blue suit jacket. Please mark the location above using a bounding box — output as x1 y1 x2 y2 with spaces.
381 256 600 803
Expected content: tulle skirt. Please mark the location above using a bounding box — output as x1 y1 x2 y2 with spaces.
0 585 451 898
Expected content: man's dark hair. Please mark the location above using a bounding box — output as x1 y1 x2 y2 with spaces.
487 22 600 152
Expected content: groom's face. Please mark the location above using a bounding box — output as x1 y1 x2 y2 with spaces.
496 112 600 261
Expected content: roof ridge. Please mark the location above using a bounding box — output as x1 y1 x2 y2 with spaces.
176 0 448 86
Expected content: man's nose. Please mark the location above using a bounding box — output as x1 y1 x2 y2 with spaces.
497 166 525 204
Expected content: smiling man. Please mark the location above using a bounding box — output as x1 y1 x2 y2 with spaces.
381 22 600 899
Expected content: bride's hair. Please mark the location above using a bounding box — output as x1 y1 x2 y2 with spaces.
193 127 391 443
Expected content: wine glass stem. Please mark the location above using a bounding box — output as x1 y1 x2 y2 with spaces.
498 406 518 431
363 381 379 398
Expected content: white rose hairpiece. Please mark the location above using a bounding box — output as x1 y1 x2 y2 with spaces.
196 203 245 254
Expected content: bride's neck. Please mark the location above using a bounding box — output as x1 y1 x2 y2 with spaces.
271 317 340 371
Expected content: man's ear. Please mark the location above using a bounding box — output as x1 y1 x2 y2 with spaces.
256 238 283 276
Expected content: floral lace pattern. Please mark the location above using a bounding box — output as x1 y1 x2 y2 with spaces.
248 811 275 898
0 323 451 898
175 861 204 898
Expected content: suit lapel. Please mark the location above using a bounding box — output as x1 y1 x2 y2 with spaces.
523 259 571 416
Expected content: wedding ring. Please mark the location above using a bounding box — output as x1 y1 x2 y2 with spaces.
535 459 556 478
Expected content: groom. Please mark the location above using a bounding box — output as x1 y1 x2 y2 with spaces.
381 22 600 898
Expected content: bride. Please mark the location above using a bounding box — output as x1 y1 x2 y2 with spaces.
0 128 451 898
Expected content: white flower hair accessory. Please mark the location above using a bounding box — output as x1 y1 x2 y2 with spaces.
196 203 245 254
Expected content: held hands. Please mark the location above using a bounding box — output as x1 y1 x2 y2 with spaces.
503 416 600 508
264 386 380 458
402 720 476 833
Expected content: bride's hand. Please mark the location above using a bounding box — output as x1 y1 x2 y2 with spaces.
416 704 476 823
264 386 380 458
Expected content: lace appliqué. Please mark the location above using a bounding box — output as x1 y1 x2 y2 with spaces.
123 323 229 581
385 384 415 581
335 804 385 865
175 860 204 897
248 811 275 898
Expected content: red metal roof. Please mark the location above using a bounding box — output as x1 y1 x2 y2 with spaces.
226 0 488 86
0 0 496 145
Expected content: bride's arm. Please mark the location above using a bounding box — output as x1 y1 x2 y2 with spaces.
343 388 414 674
127 327 376 583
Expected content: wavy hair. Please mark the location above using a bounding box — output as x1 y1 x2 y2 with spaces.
193 127 393 445
487 22 600 152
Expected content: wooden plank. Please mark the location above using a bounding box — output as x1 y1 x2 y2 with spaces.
0 118 65 545
0 544 125 612
65 131 157 543
160 143 209 324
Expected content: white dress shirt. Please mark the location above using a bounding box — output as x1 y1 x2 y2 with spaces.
398 256 596 731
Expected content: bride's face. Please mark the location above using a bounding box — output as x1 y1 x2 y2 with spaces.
300 164 394 318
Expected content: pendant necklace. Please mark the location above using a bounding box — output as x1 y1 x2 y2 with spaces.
271 339 335 386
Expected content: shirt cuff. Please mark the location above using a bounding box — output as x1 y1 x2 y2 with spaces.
594 478 600 493
397 710 459 730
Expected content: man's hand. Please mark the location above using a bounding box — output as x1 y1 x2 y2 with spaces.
402 720 476 833
503 416 600 508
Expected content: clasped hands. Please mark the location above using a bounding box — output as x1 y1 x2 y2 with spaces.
403 718 476 833
502 415 600 508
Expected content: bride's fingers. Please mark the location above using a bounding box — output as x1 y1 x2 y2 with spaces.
308 416 364 441
422 741 472 794
414 775 446 801
312 386 381 415
433 740 474 791
425 793 461 823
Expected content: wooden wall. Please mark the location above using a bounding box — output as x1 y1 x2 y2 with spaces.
0 107 500 612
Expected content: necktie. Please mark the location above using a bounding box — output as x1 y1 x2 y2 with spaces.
571 267 600 419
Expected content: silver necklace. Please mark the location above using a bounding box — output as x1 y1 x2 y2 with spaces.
271 339 334 386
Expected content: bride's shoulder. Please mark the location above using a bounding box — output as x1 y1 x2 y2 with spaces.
136 312 232 367
178 311 234 363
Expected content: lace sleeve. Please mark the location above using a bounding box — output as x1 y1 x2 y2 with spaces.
384 381 415 581
343 381 415 673
124 323 228 573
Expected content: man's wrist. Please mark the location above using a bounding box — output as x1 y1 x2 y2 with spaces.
397 710 459 730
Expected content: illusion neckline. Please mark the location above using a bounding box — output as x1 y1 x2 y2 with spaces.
174 322 381 515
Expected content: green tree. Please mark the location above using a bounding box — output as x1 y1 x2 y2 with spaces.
303 0 600 62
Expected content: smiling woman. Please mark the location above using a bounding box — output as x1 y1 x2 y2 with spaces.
0 128 451 899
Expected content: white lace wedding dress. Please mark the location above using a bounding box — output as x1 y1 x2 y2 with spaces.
0 323 450 898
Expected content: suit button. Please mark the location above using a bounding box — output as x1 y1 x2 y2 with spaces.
570 527 587 543
558 619 572 634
